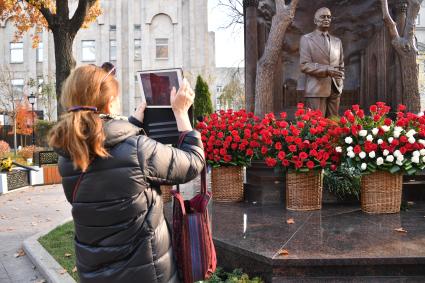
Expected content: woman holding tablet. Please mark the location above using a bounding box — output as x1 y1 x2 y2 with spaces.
49 64 203 283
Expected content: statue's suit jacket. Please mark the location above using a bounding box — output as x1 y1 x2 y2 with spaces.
299 30 344 98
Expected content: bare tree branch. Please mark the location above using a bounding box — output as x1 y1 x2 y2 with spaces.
69 0 97 34
217 0 243 30
380 0 400 39
403 0 421 42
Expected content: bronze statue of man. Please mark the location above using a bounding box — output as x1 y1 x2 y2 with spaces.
299 7 344 117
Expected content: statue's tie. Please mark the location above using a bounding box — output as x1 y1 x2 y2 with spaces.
322 33 330 54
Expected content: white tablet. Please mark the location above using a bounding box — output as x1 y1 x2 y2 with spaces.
136 68 183 108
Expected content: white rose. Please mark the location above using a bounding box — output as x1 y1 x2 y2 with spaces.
366 135 373 142
397 155 404 162
393 150 401 158
369 151 376 158
347 146 353 152
335 146 342 153
345 137 353 144
383 149 389 156
372 128 379 136
377 157 384 166
412 156 420 164
378 139 383 145
361 163 367 170
359 152 366 159
406 129 417 138
386 155 394 162
347 151 356 158
381 125 390 132
388 137 394 143
419 112 424 117
359 130 367 137
413 151 420 157
393 131 401 138
396 160 403 166
419 139 425 146
420 149 425 156
423 156 425 163
408 136 416 144
394 126 403 133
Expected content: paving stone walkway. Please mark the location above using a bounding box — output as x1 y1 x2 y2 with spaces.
0 185 71 283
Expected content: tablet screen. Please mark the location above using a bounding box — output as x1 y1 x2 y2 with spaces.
137 69 182 107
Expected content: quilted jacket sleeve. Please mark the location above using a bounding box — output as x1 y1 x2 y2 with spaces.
136 130 205 185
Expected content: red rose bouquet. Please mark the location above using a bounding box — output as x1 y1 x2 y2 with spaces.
197 109 260 167
260 103 340 172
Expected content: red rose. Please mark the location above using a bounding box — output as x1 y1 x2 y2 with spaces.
373 115 381 122
384 118 392 126
278 151 286 160
246 149 254 156
289 145 297 152
231 143 238 150
357 110 365 119
261 146 268 154
218 132 224 139
330 164 337 171
265 157 277 167
297 103 304 109
275 142 282 150
354 145 361 154
306 161 315 169
398 104 406 112
224 155 232 163
400 136 408 143
370 105 378 112
340 117 347 125
299 152 308 160
352 104 360 112
297 121 305 128
280 112 287 119
282 159 290 167
295 161 303 169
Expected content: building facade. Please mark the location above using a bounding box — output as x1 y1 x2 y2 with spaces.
0 0 215 118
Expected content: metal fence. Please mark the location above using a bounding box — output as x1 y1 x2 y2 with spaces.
0 125 32 148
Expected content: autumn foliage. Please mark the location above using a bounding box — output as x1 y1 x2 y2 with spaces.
14 102 37 136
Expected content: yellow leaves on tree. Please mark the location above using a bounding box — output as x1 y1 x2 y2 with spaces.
0 0 101 47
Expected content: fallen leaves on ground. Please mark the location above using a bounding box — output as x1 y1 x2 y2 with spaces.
14 249 26 258
278 249 289 256
64 253 72 257
35 279 46 283
286 218 295 224
59 269 67 275
394 228 407 233
72 266 77 273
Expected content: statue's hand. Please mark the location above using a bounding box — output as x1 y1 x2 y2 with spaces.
327 67 344 79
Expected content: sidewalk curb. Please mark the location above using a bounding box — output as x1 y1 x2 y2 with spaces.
23 217 76 283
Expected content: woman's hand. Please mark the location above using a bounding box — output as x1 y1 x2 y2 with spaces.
133 100 147 123
170 78 195 115
170 78 194 131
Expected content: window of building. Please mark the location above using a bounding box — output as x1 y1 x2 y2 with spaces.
110 40 117 61
134 39 141 60
134 24 141 31
37 42 44 62
110 25 116 31
216 85 223 93
11 79 24 93
82 40 96 62
10 42 24 63
155 38 168 59
417 15 421 26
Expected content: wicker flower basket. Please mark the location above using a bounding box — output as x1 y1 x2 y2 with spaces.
211 166 244 202
286 170 323 211
361 171 403 214
160 185 173 203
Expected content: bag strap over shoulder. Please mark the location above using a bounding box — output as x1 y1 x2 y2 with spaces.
176 131 207 194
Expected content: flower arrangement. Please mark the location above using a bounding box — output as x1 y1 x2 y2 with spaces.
196 109 260 167
259 103 340 172
336 102 425 175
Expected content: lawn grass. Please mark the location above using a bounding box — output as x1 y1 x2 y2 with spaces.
38 221 78 282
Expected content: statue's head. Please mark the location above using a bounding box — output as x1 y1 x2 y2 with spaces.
314 7 332 30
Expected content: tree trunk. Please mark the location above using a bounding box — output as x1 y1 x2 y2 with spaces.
254 0 299 118
13 119 17 155
53 31 76 117
399 52 420 111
